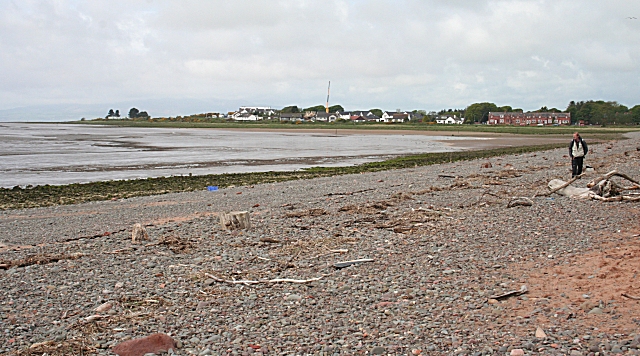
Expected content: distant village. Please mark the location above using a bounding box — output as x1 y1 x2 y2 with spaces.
208 106 576 126
101 99 640 126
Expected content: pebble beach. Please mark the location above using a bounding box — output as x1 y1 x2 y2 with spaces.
1 132 640 356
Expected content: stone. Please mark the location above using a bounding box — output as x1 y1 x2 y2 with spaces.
131 223 149 243
588 307 603 315
95 302 113 313
535 327 547 338
487 299 499 304
570 351 583 356
285 294 302 302
371 346 386 355
112 333 176 356
510 349 524 356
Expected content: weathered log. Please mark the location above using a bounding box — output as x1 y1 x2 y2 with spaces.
506 197 533 208
547 179 593 199
535 174 583 197
591 195 640 202
219 211 251 230
587 170 640 188
204 272 325 285
131 223 149 243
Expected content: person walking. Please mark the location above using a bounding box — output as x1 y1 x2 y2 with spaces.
569 132 588 178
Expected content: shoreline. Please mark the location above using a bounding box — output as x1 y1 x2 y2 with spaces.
0 131 638 354
0 143 568 211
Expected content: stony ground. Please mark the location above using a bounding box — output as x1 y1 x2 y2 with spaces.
1 132 639 356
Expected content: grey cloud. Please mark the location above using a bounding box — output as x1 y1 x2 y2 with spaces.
1 0 639 120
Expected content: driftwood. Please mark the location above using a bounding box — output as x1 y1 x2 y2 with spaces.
535 174 583 197
506 197 533 208
131 223 149 243
333 258 374 269
219 211 251 230
204 272 325 285
545 170 640 201
489 285 528 300
622 293 640 300
587 170 640 188
547 179 593 199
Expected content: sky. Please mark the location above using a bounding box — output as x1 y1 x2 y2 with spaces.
1 0 639 121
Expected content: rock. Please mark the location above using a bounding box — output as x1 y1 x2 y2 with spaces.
131 223 149 243
570 351 583 356
588 307 603 315
95 302 113 313
371 346 386 355
535 327 547 338
285 294 302 302
487 299 498 304
112 333 176 356
510 349 524 356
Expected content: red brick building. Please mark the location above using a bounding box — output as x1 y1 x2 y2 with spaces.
487 112 571 126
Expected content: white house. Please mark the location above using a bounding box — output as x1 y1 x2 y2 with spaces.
435 115 464 124
380 111 411 123
233 113 261 121
315 112 339 122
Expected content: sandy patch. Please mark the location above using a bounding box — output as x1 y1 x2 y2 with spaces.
496 225 640 337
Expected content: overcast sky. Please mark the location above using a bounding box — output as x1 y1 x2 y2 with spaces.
1 0 639 119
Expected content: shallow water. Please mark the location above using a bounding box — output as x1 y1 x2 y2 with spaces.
0 123 481 187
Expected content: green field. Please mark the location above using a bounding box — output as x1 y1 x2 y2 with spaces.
68 119 639 138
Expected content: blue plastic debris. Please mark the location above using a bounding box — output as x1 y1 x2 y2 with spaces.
207 186 218 191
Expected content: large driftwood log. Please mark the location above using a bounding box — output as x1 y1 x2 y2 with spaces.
131 223 149 243
535 174 583 197
219 211 251 230
547 179 593 199
587 170 640 188
204 273 325 285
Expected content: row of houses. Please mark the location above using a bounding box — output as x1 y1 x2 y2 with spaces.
487 112 571 126
231 107 418 123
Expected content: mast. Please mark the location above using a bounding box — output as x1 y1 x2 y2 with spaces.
325 81 331 113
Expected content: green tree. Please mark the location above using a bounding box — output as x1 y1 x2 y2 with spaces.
631 105 640 124
465 102 499 123
328 105 344 112
498 106 512 112
281 106 300 113
137 111 149 118
128 108 140 118
369 109 383 117
303 105 326 112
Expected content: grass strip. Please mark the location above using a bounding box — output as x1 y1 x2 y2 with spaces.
1 143 567 210
66 119 638 137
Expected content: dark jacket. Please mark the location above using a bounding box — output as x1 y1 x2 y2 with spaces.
569 139 588 158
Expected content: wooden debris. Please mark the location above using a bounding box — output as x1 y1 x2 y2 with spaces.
587 170 640 188
131 223 149 243
489 285 528 300
333 258 374 269
204 272 326 285
259 237 280 243
622 293 640 300
220 211 251 230
506 197 533 208
535 174 583 197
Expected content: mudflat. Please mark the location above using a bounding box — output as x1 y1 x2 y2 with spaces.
1 132 639 355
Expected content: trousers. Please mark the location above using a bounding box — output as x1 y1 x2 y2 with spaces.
572 157 584 177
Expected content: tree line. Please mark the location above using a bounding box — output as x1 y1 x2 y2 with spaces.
105 108 149 119
462 101 640 125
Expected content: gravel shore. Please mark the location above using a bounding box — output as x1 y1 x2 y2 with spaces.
1 132 639 356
